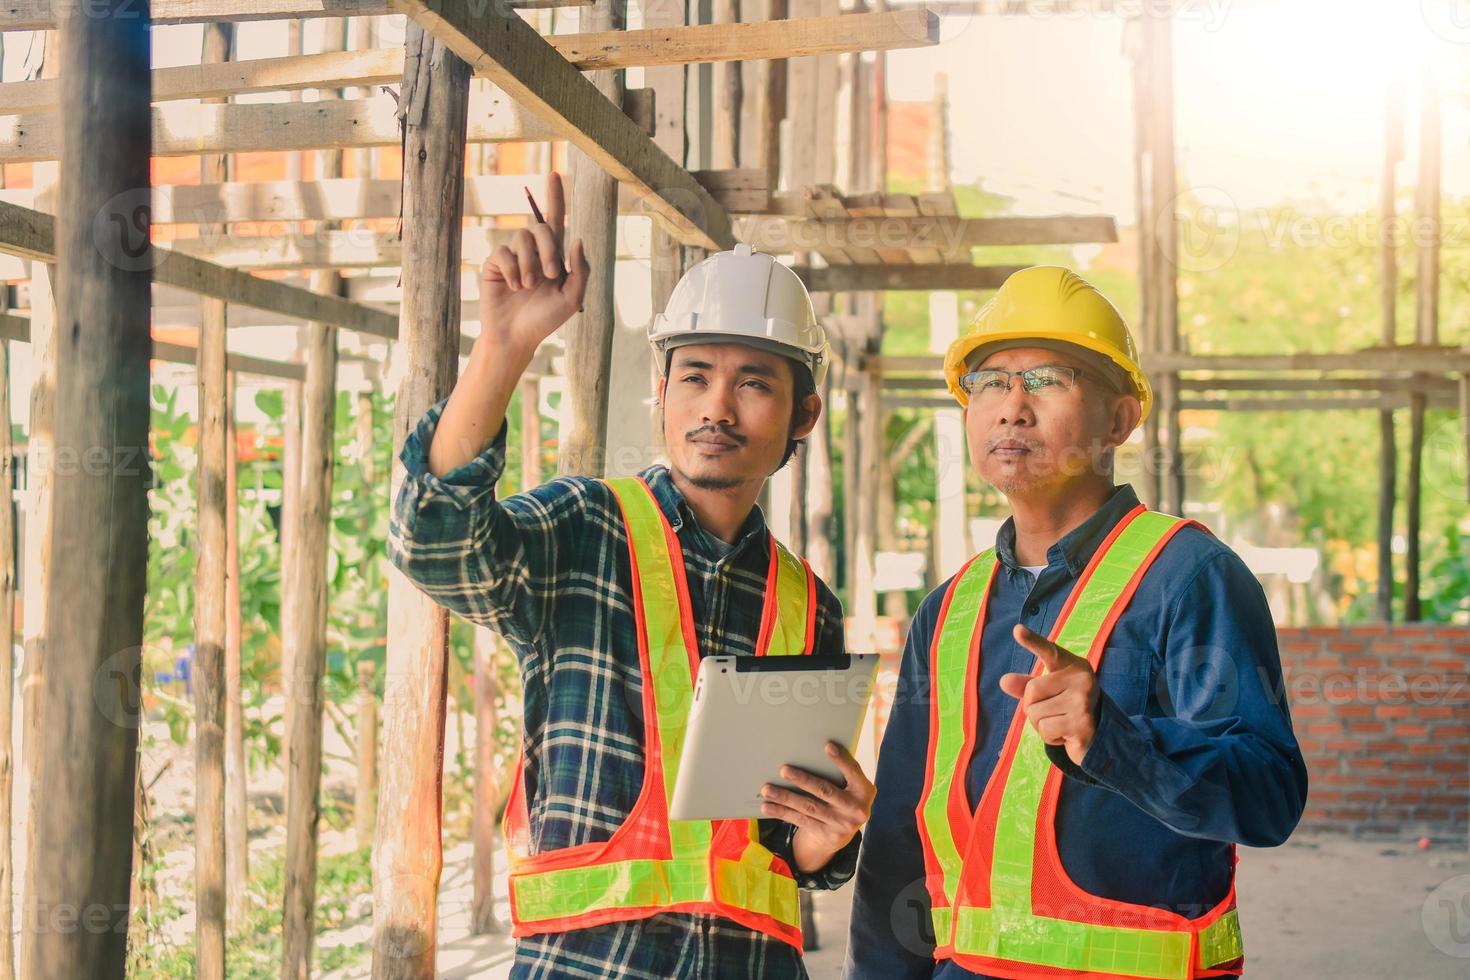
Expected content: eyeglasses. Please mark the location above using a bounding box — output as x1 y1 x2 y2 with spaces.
959 365 1083 398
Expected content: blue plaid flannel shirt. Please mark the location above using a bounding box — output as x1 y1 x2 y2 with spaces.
389 399 860 979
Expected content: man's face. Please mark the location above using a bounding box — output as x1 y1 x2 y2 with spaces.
962 346 1140 499
660 343 818 492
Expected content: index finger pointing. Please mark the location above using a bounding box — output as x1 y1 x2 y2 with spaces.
546 170 567 238
1013 623 1079 674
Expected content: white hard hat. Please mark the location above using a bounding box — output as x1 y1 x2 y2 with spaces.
649 243 829 388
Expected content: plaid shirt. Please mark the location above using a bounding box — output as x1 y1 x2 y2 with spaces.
389 399 859 979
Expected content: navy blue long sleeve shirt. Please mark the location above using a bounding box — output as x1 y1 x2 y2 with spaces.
844 485 1308 979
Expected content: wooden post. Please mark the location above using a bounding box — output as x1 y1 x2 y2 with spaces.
16 34 58 960
281 25 348 979
192 24 233 977
1406 67 1440 623
279 19 307 783
558 0 628 478
805 369 837 583
1376 78 1403 622
22 8 151 978
1126 16 1160 510
0 64 14 980
1146 13 1183 517
519 378 541 492
224 370 248 923
0 336 13 980
355 660 377 850
471 628 504 934
371 25 470 979
712 0 743 169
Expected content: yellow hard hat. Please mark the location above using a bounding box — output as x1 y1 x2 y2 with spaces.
942 265 1153 420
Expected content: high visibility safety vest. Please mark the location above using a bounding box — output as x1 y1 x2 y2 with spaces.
916 505 1245 980
504 476 817 949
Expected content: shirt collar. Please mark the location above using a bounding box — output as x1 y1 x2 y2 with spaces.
639 464 770 555
993 484 1143 577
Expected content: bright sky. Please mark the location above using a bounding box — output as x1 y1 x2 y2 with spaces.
886 0 1470 216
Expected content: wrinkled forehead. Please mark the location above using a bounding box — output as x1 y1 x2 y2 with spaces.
973 344 1089 374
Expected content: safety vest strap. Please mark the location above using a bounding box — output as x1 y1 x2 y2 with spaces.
918 550 999 924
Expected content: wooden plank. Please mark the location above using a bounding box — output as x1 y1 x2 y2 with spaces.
0 92 578 161
736 214 1118 255
24 9 149 977
0 0 590 31
1179 393 1457 412
795 262 1023 292
878 349 1470 375
0 170 762 224
0 11 935 113
398 0 734 250
0 199 400 337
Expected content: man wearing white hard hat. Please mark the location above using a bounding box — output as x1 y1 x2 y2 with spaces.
390 173 871 978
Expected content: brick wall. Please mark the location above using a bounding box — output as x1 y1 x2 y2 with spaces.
1280 624 1470 839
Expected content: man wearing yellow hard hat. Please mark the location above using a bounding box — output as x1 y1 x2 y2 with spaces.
845 267 1307 979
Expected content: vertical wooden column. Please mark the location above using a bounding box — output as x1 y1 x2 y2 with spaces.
193 24 234 978
1125 16 1160 510
1406 68 1441 623
643 0 689 462
471 627 504 935
17 34 58 958
371 24 471 980
559 1 628 478
1377 79 1404 622
223 370 248 923
279 19 306 786
281 23 351 979
740 0 787 190
0 298 13 980
1145 13 1184 517
22 9 151 979
355 660 377 849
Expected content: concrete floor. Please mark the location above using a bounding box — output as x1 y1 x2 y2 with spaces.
323 833 1470 979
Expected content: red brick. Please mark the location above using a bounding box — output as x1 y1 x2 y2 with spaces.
1374 705 1412 718
1419 706 1455 718
1306 722 1345 736
1404 776 1441 789
1295 738 1324 753
1337 704 1373 719
1325 739 1363 753
1432 759 1463 773
1302 657 1341 669
1409 742 1448 756
1355 757 1387 770
1348 722 1388 735
1364 775 1402 788
1350 625 1390 637
1394 723 1430 738
1365 739 1408 754
1292 703 1330 719
1387 758 1430 771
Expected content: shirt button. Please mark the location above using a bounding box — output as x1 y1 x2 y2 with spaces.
1026 602 1041 616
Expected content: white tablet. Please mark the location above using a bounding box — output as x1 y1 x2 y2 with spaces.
668 654 881 821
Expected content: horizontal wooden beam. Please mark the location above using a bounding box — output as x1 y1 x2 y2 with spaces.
0 199 398 338
795 263 1025 292
163 226 641 270
0 90 655 162
1178 376 1460 393
878 348 1470 376
1 170 769 225
0 11 936 113
1154 348 1470 374
737 215 1118 256
398 0 734 250
1181 394 1460 413
0 0 588 31
0 311 306 381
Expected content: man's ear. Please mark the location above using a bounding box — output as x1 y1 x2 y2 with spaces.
656 375 666 410
1108 394 1143 449
791 391 822 441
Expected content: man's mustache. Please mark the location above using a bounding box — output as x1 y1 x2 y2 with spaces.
685 424 748 446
